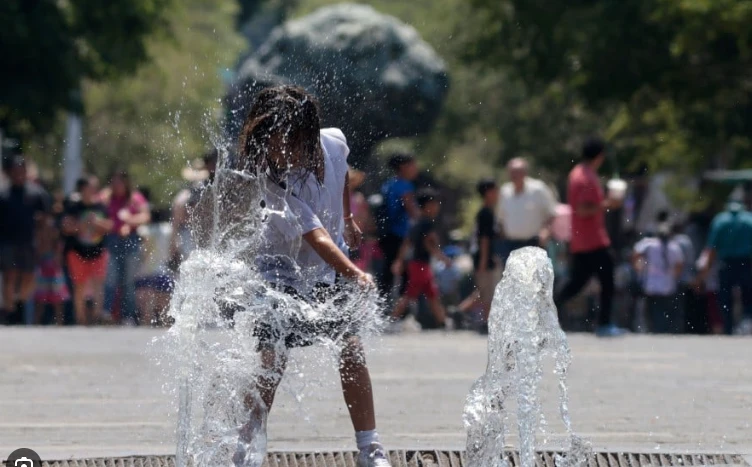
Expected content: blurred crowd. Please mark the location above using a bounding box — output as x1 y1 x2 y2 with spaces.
1 139 751 336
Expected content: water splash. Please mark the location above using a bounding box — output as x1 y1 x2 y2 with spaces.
158 151 383 466
463 247 592 467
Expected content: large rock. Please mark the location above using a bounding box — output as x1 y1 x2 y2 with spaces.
227 3 449 165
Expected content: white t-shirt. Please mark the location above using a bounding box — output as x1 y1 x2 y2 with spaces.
256 181 323 291
256 128 350 291
634 237 684 296
497 177 557 240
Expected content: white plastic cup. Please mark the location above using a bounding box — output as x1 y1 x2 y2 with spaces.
607 178 628 201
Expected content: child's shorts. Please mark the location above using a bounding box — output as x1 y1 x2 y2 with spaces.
67 251 108 285
253 281 358 350
405 260 439 300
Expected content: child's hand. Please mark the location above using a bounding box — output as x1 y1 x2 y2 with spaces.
357 272 375 289
344 218 363 249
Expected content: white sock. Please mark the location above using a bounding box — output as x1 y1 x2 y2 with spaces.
356 429 380 451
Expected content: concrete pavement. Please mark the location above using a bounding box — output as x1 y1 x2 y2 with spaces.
0 329 750 460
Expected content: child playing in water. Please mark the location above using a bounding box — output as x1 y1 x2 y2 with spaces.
232 86 390 467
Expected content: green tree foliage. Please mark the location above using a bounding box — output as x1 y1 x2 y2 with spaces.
463 0 752 173
0 0 172 139
82 0 244 206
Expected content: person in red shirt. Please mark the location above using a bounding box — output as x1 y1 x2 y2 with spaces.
555 138 626 337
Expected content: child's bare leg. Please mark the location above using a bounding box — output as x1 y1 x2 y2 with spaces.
73 282 88 325
2 270 18 310
244 347 288 414
427 296 447 325
90 278 105 323
390 295 412 321
339 336 376 431
458 290 481 313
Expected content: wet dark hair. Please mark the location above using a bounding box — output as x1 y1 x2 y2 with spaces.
238 85 324 185
476 178 497 197
417 187 439 208
388 152 415 172
582 138 605 161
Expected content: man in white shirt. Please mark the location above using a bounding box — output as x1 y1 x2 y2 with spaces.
496 158 557 262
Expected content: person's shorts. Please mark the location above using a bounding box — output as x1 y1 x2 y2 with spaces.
253 281 358 350
0 244 36 273
475 267 502 306
67 251 109 285
405 261 439 300
135 274 175 293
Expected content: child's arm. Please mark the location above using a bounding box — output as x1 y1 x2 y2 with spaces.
343 171 363 248
424 231 452 266
303 228 372 285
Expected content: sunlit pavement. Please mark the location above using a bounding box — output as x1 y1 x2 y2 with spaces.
0 328 750 460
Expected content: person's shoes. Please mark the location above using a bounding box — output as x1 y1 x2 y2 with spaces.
477 323 489 336
595 324 628 338
357 442 392 467
735 318 752 335
448 306 465 330
384 320 402 335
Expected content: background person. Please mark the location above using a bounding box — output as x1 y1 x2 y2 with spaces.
632 222 684 333
496 157 557 262
34 215 69 325
102 170 151 324
62 176 113 325
554 138 625 337
377 153 419 302
169 149 218 270
390 188 450 329
0 155 50 325
696 197 752 335
455 179 501 333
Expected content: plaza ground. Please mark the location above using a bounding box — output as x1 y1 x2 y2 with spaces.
0 329 750 461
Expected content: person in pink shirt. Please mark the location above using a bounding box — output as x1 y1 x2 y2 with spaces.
554 138 626 337
102 170 151 324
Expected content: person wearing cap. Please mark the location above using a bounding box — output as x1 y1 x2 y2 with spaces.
0 155 51 325
554 138 625 337
496 158 557 260
696 195 752 335
169 149 219 270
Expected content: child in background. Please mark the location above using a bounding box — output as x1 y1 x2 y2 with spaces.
390 188 450 328
632 221 684 333
455 179 501 333
63 176 112 325
34 216 69 325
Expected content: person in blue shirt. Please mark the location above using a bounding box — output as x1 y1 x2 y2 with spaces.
697 198 752 334
377 153 419 301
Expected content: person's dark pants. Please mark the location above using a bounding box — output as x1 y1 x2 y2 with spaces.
104 234 141 322
645 295 678 334
377 233 406 303
680 284 708 334
501 237 540 262
717 257 752 335
555 248 614 329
